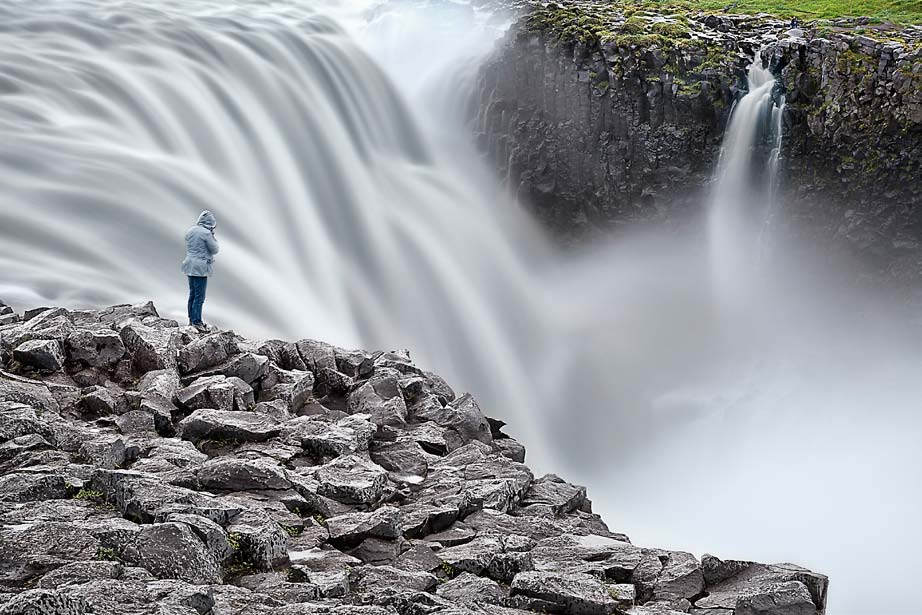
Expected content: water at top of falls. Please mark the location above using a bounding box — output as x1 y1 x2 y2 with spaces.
1 3 921 614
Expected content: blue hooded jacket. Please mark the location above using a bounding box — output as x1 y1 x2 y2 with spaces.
181 210 219 277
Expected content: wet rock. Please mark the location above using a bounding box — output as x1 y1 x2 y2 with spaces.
13 339 65 371
177 409 281 444
510 571 618 615
122 522 222 583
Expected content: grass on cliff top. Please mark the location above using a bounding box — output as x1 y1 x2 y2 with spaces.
563 0 922 25
647 0 922 24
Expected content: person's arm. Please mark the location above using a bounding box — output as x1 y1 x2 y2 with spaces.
205 231 219 256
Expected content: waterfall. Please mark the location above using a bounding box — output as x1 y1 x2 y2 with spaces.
709 57 785 307
1 3 921 614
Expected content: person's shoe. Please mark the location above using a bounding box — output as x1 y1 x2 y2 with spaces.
193 322 210 333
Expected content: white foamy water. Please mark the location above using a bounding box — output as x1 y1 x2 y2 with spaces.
0 2 920 613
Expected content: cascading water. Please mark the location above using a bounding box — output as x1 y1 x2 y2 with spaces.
1 3 921 614
709 57 785 307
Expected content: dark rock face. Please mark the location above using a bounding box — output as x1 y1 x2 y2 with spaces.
473 2 921 276
0 300 827 614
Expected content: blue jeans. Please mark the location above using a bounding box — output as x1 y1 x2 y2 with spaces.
187 276 208 325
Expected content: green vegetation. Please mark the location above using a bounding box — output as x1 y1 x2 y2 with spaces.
96 546 118 561
74 488 105 501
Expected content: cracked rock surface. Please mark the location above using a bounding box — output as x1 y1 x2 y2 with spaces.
0 301 827 614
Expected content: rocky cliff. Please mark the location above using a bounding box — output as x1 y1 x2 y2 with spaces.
0 298 827 615
473 2 921 275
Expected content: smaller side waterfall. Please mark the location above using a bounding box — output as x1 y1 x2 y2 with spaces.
709 57 784 306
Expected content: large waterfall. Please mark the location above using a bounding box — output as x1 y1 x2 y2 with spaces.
0 2 920 613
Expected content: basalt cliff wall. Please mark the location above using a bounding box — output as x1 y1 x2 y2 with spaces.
473 2 921 276
0 298 828 614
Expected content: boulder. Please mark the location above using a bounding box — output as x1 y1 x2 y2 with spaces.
311 454 389 505
119 319 178 373
0 589 90 615
174 375 253 413
0 472 70 502
510 571 618 615
326 507 401 545
295 339 337 373
184 352 269 386
349 564 437 594
227 511 290 570
522 474 587 515
437 572 506 604
346 369 408 426
64 328 126 368
288 414 375 459
177 409 281 444
177 331 239 375
13 339 65 371
122 522 222 584
197 458 291 491
735 581 817 615
416 393 492 450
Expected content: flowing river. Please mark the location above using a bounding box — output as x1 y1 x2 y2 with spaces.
0 2 920 613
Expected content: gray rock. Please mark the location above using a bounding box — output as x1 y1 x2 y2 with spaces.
173 375 253 413
89 469 205 524
177 331 239 375
437 571 506 604
197 458 291 491
78 385 123 416
416 393 492 450
522 474 587 515
177 409 280 444
326 507 401 544
0 589 90 615
349 564 437 594
654 551 705 601
185 352 269 386
64 328 126 368
36 560 123 588
437 535 503 575
735 580 816 615
295 339 337 374
311 454 388 505
288 414 375 458
227 511 290 570
347 369 408 426
13 339 65 371
0 522 100 586
531 534 643 581
0 472 69 502
491 438 526 463
119 319 178 373
510 571 618 615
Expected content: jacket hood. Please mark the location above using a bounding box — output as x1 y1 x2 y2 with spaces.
196 210 216 230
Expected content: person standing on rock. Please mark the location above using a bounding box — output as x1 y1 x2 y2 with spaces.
181 210 219 332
